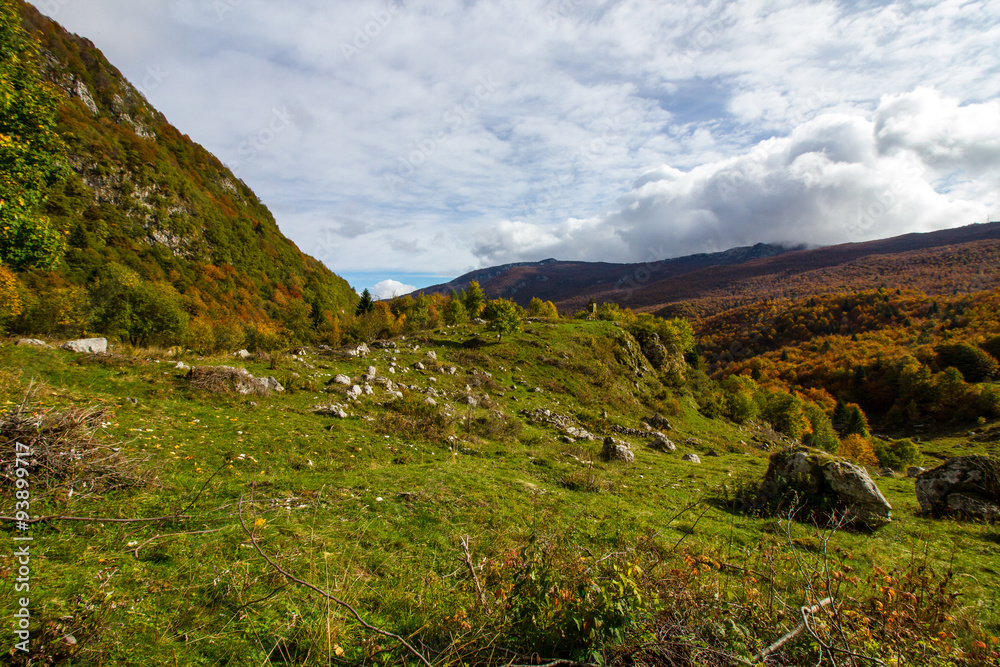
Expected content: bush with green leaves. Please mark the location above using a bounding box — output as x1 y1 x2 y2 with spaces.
873 438 921 470
482 298 523 342
936 342 999 383
89 263 187 345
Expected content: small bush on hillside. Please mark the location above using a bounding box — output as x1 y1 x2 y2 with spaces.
839 434 880 467
873 438 921 470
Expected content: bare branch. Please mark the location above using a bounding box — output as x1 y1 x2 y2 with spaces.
236 496 433 667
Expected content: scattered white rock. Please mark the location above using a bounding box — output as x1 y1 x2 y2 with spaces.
16 338 51 348
333 374 351 385
62 338 107 354
682 454 701 464
234 349 251 359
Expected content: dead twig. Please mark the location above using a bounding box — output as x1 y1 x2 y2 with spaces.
237 496 433 667
753 597 834 663
461 536 489 612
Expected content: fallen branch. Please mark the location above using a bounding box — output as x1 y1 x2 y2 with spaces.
753 597 834 663
461 536 489 612
237 496 433 667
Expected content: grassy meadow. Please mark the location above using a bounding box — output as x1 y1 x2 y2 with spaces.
1 320 998 666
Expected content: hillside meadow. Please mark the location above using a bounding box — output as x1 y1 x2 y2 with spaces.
1 317 998 666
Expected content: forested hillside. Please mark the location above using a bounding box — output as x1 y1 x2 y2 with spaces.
0 0 356 347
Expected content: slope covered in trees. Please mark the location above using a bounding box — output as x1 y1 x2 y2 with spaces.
0 0 356 347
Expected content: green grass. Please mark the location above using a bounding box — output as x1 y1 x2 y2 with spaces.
1 322 999 665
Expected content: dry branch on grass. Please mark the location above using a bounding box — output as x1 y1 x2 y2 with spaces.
0 389 150 495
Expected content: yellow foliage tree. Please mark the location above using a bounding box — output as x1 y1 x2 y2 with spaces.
839 434 879 467
0 264 22 326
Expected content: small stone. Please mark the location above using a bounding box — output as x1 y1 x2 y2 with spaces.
682 453 701 464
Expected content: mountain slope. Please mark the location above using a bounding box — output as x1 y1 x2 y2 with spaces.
4 1 355 343
427 223 1000 317
421 243 790 306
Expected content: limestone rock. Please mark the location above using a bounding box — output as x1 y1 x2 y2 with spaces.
425 350 437 361
648 433 676 452
601 437 634 463
906 466 926 478
234 349 251 359
332 374 352 386
62 338 107 354
682 453 701 464
915 456 1000 521
757 446 892 529
16 338 51 348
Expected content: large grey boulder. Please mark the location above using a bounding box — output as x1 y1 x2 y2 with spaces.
757 446 892 529
915 456 1000 522
601 437 634 463
61 338 107 354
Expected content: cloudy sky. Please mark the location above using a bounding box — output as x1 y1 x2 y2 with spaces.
35 0 1000 298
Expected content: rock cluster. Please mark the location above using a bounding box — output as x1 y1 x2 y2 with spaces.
601 437 634 463
756 446 892 529
519 408 596 440
915 456 1000 522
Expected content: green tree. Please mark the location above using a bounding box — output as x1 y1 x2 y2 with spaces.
90 264 188 346
0 1 67 269
482 298 522 343
936 343 999 383
444 290 467 325
463 280 484 318
355 288 375 316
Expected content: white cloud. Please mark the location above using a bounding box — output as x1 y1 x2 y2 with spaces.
35 1 1000 276
472 90 999 264
371 279 416 300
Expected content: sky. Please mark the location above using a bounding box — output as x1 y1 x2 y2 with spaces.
33 0 1000 299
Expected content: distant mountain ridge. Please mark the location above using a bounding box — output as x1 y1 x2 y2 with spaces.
8 1 355 340
424 223 1000 317
421 242 791 305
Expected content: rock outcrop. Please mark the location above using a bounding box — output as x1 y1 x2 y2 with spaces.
601 437 634 463
915 456 1000 522
61 338 107 354
756 446 892 529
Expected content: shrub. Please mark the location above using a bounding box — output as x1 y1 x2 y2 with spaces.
873 438 921 470
90 264 188 346
839 434 879 467
0 264 21 329
482 298 523 343
936 342 999 382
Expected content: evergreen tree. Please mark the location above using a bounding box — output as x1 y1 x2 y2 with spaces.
355 288 375 316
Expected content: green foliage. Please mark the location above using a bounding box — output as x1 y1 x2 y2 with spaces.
873 438 921 470
720 375 758 424
936 342 999 383
0 0 67 269
89 263 187 345
0 263 21 328
528 296 559 319
802 401 840 453
355 288 375 316
482 297 523 342
833 400 870 438
463 280 484 318
758 389 805 439
981 335 1000 363
444 290 467 325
